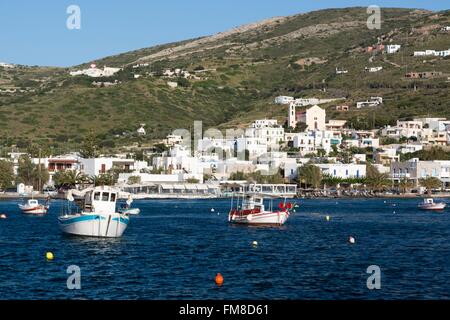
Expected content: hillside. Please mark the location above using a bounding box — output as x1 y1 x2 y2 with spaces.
0 7 449 153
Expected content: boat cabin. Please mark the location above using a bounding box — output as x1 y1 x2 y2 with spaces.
82 188 118 214
27 199 39 207
241 195 265 213
424 198 434 204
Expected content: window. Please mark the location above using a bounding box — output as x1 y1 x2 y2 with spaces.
94 192 101 201
110 193 116 202
102 192 109 201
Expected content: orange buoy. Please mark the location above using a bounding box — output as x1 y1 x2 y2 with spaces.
215 273 224 286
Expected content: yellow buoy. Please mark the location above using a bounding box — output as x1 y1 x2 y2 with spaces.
252 241 258 247
46 252 54 260
326 215 330 221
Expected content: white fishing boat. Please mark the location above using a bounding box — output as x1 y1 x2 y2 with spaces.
418 198 447 211
18 198 49 215
228 194 293 226
58 186 130 238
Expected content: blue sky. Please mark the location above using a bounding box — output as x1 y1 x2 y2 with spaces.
0 1 448 67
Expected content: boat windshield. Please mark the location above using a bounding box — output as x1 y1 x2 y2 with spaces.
102 192 109 201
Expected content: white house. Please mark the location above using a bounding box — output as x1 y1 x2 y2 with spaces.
79 157 148 177
251 119 279 128
137 124 146 136
69 64 121 78
356 97 383 108
398 144 423 154
365 66 383 72
316 163 366 179
396 120 424 138
247 121 284 147
152 145 201 175
275 96 294 104
386 44 401 54
236 137 268 160
336 67 348 74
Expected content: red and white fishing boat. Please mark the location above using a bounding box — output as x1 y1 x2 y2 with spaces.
228 194 293 226
418 198 446 211
18 199 49 215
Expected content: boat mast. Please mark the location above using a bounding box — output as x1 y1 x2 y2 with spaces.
38 147 41 194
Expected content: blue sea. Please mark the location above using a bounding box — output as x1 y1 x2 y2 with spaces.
0 198 449 300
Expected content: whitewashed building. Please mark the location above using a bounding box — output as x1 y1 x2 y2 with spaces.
316 163 366 179
386 44 401 54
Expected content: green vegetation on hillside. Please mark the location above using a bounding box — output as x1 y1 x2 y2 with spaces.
0 7 449 152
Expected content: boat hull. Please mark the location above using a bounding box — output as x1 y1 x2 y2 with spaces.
418 203 447 211
19 205 48 215
58 213 129 238
229 211 289 226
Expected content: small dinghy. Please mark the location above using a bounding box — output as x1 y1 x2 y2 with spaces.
18 199 49 215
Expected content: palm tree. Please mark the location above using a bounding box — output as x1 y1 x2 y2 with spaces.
366 164 390 194
419 177 442 195
298 164 322 189
398 178 414 194
90 173 116 186
53 170 90 189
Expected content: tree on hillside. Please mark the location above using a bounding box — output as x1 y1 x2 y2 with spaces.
16 156 49 191
419 177 442 194
402 146 450 161
0 160 14 191
298 164 322 189
80 131 98 159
